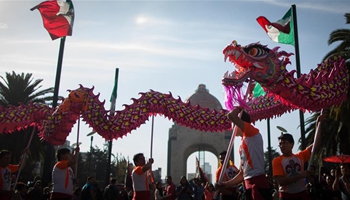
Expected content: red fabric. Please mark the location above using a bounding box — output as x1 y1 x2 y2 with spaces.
133 190 151 200
256 16 290 34
32 0 73 40
244 174 270 200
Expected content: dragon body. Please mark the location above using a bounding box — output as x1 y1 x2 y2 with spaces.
222 40 349 112
1 40 348 145
0 86 234 145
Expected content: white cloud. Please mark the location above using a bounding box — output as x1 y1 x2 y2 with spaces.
0 22 8 29
262 0 349 14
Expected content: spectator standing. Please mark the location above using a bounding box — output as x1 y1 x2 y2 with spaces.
103 178 119 200
189 178 204 200
165 176 176 200
333 163 350 200
175 176 193 200
81 176 96 200
27 180 43 200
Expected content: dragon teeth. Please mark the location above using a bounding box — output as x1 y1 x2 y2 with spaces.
253 63 263 69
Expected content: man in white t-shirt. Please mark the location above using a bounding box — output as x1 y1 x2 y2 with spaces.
50 147 79 200
131 153 154 200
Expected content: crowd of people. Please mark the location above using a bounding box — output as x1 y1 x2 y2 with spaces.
1 108 350 200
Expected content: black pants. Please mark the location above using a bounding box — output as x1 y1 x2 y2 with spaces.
221 193 238 200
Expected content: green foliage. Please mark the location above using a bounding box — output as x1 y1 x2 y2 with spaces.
0 71 55 183
76 144 130 189
304 13 350 166
0 71 54 106
264 146 280 174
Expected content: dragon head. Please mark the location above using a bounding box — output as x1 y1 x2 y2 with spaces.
222 40 293 87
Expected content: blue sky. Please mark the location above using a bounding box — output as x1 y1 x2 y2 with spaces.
1 0 349 182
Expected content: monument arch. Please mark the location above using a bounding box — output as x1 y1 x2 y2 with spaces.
167 84 233 183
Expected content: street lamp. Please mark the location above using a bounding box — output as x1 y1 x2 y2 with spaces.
87 131 96 176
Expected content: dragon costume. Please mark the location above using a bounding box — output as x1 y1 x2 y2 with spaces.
0 40 348 145
222 40 348 116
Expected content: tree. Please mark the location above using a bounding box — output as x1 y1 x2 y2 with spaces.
0 71 54 106
264 147 280 173
303 13 350 164
0 71 55 182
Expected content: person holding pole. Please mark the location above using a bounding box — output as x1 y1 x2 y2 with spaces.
217 107 272 200
0 148 29 200
50 146 79 200
272 114 323 200
215 151 238 200
132 153 154 200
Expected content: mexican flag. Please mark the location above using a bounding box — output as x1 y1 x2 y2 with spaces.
31 0 74 40
256 8 294 46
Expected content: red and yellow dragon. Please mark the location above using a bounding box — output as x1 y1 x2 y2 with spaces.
0 40 348 145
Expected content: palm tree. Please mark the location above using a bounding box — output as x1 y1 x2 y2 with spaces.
303 13 350 164
0 71 55 181
0 71 54 106
264 147 280 174
323 13 350 62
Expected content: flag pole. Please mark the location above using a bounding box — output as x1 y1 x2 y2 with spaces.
106 68 119 185
291 4 306 150
42 36 67 187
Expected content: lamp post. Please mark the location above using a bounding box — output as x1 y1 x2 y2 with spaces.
87 131 96 176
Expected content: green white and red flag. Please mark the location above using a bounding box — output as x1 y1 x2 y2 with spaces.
31 0 74 40
256 8 294 46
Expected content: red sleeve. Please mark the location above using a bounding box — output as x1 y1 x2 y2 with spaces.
215 166 222 182
9 165 19 173
55 161 69 169
296 146 311 161
242 122 259 137
134 166 143 175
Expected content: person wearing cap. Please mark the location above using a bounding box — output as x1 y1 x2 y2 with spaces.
272 114 323 200
218 107 272 200
50 146 79 200
215 150 239 200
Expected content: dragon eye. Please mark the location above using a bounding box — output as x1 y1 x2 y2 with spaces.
248 48 258 56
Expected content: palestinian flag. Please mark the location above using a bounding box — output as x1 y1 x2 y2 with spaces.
31 0 74 40
256 8 294 46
